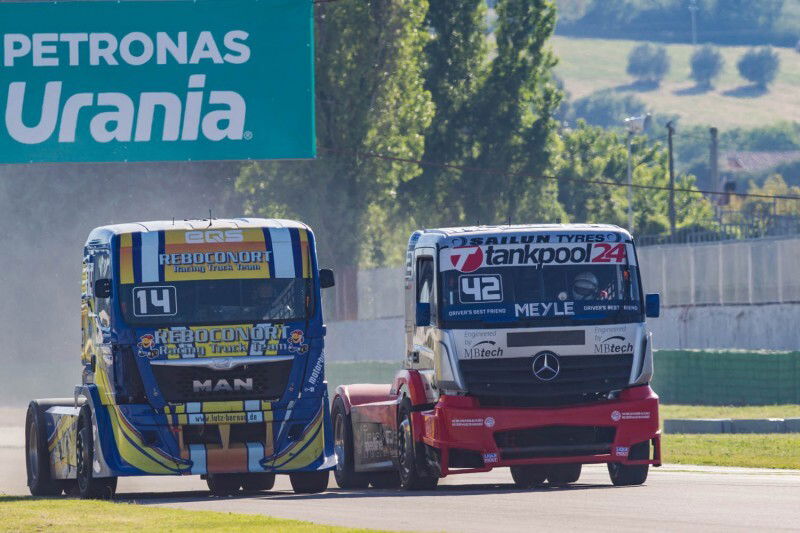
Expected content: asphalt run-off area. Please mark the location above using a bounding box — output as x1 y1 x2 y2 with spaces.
2 412 799 532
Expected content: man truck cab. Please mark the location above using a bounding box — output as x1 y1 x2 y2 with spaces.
26 219 336 498
334 224 661 490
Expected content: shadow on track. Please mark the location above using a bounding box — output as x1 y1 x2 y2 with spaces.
120 482 625 505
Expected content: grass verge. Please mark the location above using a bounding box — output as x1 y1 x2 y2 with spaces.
0 496 389 533
662 434 800 470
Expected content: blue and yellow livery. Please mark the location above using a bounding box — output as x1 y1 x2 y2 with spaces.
25 219 336 498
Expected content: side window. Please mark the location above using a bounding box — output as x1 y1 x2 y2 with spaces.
416 257 434 304
93 251 111 327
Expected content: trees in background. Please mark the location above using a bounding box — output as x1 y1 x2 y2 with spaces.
737 46 781 89
237 0 434 269
690 45 724 88
627 43 670 86
237 0 717 270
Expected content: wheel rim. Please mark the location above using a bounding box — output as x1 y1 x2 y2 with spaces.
27 419 38 482
76 427 90 491
398 415 413 480
333 413 345 473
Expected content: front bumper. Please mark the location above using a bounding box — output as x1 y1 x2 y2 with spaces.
419 385 661 477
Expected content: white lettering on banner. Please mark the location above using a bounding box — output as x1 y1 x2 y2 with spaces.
515 301 575 318
5 75 246 144
2 31 250 67
443 242 634 272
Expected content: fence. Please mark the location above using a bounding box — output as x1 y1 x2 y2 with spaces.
325 235 800 321
637 236 800 307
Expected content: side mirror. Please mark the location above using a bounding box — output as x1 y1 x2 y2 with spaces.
645 293 660 318
94 278 112 299
319 268 335 289
415 302 431 327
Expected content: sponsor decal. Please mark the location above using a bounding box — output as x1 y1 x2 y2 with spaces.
451 233 619 247
483 452 499 464
615 446 630 457
594 335 634 355
448 246 484 273
610 410 650 422
464 330 497 339
144 323 294 358
484 416 496 428
307 353 324 386
443 242 630 272
185 229 244 244
619 411 651 420
463 340 503 359
451 418 485 428
137 334 159 359
515 301 574 318
288 329 309 353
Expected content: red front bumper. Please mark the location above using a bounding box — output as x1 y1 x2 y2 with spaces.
418 385 661 477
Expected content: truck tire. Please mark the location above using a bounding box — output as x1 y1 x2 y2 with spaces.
240 473 276 492
547 463 582 485
206 474 243 496
76 408 117 499
608 442 649 486
332 397 369 489
370 471 401 489
25 403 63 496
510 465 547 489
289 471 329 494
397 399 438 491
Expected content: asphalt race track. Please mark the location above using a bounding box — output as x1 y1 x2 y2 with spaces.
2 411 799 532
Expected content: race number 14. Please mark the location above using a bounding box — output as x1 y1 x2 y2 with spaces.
132 286 177 317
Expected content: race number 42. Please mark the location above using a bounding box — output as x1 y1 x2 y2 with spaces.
132 286 177 317
459 275 503 303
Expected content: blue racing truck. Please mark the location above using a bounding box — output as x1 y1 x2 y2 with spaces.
25 218 336 498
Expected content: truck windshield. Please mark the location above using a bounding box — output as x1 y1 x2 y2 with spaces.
119 278 309 326
439 245 643 328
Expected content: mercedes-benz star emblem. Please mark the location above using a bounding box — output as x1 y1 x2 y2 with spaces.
532 351 560 381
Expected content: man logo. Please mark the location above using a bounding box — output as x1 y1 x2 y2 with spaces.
449 246 484 273
192 378 253 393
185 229 244 244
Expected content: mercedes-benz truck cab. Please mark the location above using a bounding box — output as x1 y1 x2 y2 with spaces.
334 224 661 490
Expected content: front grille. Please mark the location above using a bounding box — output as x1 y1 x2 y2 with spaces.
460 354 633 407
151 359 293 403
495 425 616 459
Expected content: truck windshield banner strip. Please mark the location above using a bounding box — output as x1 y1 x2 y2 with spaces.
119 228 312 283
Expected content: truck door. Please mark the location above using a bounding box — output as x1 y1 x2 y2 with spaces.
410 250 436 372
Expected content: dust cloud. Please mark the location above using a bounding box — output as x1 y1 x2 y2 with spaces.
0 162 243 405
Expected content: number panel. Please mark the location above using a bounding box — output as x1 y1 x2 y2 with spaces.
458 274 503 304
132 286 178 317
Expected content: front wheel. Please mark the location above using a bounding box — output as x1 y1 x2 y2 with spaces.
547 463 582 485
241 473 276 493
510 465 547 489
206 474 243 496
397 399 438 491
608 442 649 486
76 409 117 499
289 471 329 494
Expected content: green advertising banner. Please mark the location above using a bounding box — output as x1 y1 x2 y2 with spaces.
0 0 315 163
